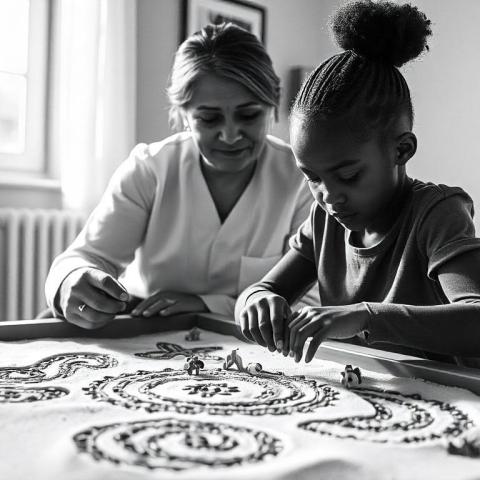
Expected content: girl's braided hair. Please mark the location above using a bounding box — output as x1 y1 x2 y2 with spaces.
292 1 432 137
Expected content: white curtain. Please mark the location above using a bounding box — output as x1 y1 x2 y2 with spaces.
50 0 137 214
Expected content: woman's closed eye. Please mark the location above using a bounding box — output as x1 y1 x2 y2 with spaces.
238 111 262 122
195 115 220 125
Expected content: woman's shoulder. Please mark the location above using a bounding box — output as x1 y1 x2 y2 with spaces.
135 132 195 163
262 135 302 176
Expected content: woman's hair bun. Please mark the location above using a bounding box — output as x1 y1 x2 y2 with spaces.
330 1 432 67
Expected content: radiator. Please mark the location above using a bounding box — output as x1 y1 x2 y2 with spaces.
0 208 85 321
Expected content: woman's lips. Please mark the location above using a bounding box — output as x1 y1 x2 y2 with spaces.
215 147 248 157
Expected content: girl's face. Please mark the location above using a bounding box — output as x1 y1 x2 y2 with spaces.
181 74 273 173
290 115 402 233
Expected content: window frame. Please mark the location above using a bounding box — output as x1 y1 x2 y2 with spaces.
0 0 50 176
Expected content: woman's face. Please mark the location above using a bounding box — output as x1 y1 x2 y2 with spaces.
290 115 401 233
181 74 273 173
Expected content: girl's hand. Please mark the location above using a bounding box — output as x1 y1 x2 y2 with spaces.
238 293 291 352
58 267 129 329
131 291 208 317
286 303 370 363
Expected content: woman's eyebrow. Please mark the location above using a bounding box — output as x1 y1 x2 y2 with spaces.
196 102 262 111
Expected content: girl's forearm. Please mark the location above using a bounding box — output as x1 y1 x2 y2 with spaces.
364 300 480 356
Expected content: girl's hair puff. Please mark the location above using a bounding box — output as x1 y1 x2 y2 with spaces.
291 1 432 137
167 23 280 131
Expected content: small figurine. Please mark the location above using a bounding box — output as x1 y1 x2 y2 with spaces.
184 355 204 376
447 427 480 458
185 327 201 342
341 364 362 388
245 362 263 375
223 349 245 372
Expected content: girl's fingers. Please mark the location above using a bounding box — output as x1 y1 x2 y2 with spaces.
239 311 254 342
283 309 300 356
270 301 287 352
259 305 276 352
291 317 312 362
302 318 332 363
288 312 309 355
248 309 267 347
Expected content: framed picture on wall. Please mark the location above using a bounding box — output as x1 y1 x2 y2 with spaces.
182 0 266 43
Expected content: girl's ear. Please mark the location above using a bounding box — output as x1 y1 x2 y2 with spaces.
395 132 417 165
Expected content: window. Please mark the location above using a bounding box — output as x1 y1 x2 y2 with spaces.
0 0 50 175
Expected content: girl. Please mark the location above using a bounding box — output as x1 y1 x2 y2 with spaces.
45 23 312 329
236 1 480 364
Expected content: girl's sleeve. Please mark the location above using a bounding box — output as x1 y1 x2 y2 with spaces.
364 191 480 357
45 144 157 314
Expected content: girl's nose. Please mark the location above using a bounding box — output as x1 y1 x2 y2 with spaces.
219 122 243 144
320 183 346 207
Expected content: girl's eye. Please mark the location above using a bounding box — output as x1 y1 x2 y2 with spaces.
339 172 360 183
304 176 321 185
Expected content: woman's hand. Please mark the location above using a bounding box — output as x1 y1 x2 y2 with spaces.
58 268 129 329
286 303 370 363
238 293 291 352
131 291 208 317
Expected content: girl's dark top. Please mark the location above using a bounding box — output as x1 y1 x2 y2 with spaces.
240 178 480 361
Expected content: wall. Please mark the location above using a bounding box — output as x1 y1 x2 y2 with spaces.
401 0 480 232
135 0 337 143
136 0 181 143
136 0 480 230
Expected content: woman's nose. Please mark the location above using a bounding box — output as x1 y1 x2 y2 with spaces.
218 121 242 144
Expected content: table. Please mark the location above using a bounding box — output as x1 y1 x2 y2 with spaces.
1 313 480 480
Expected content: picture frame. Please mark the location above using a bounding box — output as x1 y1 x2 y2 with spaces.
182 0 266 43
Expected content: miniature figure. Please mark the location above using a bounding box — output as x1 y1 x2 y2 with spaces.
245 362 263 375
184 355 204 376
341 364 362 388
223 349 245 372
184 327 201 342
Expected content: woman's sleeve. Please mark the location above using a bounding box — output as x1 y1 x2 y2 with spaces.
199 294 236 318
45 144 158 313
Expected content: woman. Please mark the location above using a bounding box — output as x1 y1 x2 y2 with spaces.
45 23 312 329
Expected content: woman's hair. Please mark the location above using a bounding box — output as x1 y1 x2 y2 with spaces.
167 23 280 130
291 1 432 138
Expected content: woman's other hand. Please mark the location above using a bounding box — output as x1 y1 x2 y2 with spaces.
238 293 291 352
131 291 208 317
286 304 370 363
58 268 129 329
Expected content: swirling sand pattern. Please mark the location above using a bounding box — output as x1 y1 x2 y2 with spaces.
84 367 338 415
299 388 474 444
74 417 283 471
0 352 118 384
134 342 224 361
0 385 69 403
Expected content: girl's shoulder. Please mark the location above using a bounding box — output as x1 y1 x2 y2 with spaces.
410 178 474 215
408 178 476 240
